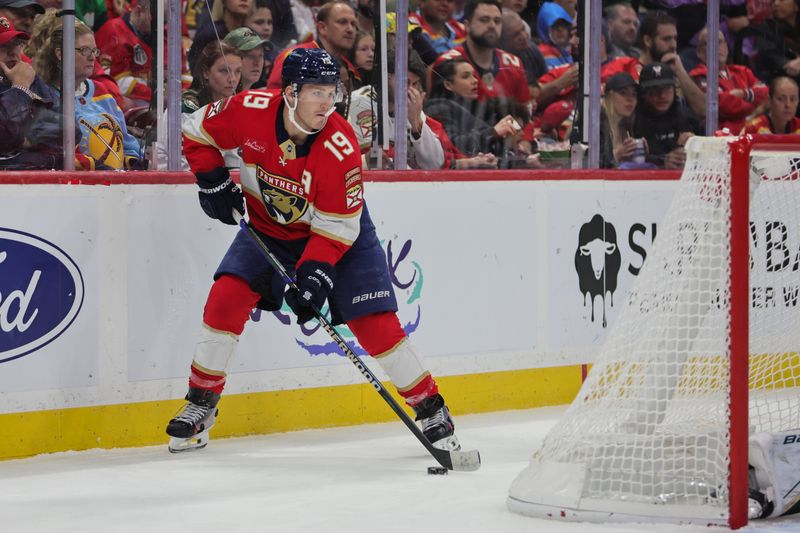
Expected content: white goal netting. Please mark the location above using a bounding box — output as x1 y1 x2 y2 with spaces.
508 136 800 525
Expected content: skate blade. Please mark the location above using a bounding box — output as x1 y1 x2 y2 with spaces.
168 430 210 453
431 435 461 452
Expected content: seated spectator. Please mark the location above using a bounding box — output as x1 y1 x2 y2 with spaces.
690 26 768 134
34 18 144 169
96 0 189 111
408 0 467 55
433 0 529 105
535 1 574 70
600 72 641 169
633 62 701 170
348 48 446 170
348 30 374 83
158 41 243 169
753 0 800 86
0 16 76 169
500 9 547 99
268 2 362 92
502 0 527 14
604 2 641 59
638 10 707 119
259 0 296 48
0 0 43 34
742 76 800 134
189 0 253 71
246 0 273 41
425 57 539 168
224 27 266 91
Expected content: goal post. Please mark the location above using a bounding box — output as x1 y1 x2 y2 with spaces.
508 135 800 529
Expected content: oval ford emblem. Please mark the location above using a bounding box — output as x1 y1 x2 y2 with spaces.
0 228 84 363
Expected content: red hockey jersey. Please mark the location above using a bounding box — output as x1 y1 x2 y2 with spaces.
690 63 769 134
433 44 530 104
183 89 364 267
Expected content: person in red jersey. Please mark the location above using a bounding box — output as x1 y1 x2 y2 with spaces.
169 48 463 454
267 1 361 92
432 0 529 104
742 76 800 134
690 27 769 134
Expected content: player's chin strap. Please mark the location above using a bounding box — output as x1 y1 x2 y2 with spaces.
282 85 337 136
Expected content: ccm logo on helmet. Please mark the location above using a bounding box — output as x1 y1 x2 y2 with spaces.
352 290 390 304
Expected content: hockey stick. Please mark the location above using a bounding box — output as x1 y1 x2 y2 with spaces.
234 213 481 472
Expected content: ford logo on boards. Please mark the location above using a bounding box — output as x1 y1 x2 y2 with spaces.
0 229 84 363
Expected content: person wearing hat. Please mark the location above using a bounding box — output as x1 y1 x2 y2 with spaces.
0 15 80 169
633 62 700 170
224 26 266 91
600 71 642 169
0 0 43 33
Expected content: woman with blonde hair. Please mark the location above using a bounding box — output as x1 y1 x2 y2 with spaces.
33 17 144 169
599 72 641 168
188 0 254 70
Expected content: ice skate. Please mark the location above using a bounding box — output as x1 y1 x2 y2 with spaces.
166 387 220 453
413 394 461 451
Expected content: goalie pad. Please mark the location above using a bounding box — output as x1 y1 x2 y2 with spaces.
748 430 800 518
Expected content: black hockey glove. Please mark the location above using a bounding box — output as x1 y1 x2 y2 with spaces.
285 261 335 324
196 167 244 225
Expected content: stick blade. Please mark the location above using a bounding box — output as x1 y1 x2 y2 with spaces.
433 448 481 472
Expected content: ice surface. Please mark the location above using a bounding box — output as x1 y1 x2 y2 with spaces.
1 406 798 533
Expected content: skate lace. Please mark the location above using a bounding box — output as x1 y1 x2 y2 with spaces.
174 403 209 424
421 408 446 431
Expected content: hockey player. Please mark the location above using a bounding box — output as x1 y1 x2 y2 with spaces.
169 47 461 454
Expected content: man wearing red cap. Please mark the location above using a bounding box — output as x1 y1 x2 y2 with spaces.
0 15 77 169
0 0 43 34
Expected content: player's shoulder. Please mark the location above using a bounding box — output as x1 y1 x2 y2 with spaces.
319 112 358 142
310 114 361 164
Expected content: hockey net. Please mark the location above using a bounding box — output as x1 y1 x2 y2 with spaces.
508 135 800 528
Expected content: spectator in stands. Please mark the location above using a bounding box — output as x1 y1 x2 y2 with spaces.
95 0 166 110
157 41 243 170
633 62 700 170
433 0 529 104
408 0 467 55
754 0 800 86
268 1 361 92
637 10 707 119
425 57 539 168
34 18 144 169
354 0 374 34
605 2 641 59
246 0 273 41
742 76 800 133
536 1 574 70
349 30 374 83
600 72 641 169
224 27 266 91
0 0 43 33
189 0 253 70
690 26 768 134
262 0 297 48
0 15 76 169
75 0 108 32
500 9 546 99
349 48 447 169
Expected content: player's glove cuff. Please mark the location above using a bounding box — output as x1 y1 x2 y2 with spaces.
196 167 245 225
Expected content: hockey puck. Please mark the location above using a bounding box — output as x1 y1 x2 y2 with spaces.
427 466 448 475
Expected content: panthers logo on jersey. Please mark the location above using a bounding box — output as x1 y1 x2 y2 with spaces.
255 165 309 225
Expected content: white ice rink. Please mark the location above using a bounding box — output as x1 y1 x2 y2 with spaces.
3 406 800 533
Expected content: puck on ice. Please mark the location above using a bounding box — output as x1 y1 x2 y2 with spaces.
427 466 448 475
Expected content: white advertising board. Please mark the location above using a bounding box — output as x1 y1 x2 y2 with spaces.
0 193 99 393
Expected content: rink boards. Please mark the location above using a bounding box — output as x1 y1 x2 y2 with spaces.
0 169 689 459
